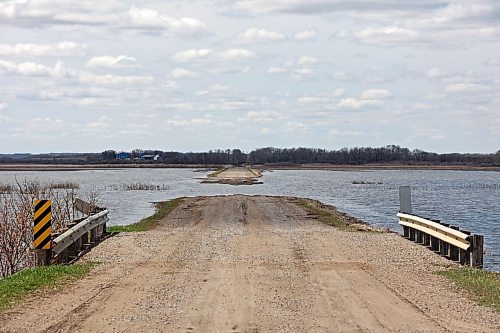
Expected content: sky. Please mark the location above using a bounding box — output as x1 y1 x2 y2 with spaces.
0 0 499 154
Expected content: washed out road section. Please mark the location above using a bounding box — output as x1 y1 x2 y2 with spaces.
1 195 499 332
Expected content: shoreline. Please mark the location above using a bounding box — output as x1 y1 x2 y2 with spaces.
0 162 498 172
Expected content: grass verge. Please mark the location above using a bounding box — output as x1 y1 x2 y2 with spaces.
437 267 500 312
207 167 227 178
0 263 97 311
294 198 375 232
107 197 184 232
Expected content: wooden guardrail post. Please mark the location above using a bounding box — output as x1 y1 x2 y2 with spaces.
471 235 484 269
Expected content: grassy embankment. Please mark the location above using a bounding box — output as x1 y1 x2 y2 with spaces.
438 267 500 312
207 167 227 178
0 263 97 310
107 197 184 232
295 198 376 232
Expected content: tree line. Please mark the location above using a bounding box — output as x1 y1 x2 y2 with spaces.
1 146 499 166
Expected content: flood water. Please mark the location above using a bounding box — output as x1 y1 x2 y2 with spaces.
0 168 498 271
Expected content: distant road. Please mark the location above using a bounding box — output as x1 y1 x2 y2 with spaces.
2 195 498 332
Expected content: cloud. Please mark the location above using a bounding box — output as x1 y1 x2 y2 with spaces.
232 0 442 15
294 29 317 41
336 98 382 109
0 60 75 77
86 55 137 69
297 56 318 67
0 41 87 57
297 96 328 104
484 58 500 66
425 67 448 78
172 49 213 62
291 68 313 80
361 89 392 99
0 102 7 110
234 28 286 44
197 84 230 95
172 48 256 63
444 83 492 94
238 110 280 123
169 68 199 79
127 7 208 36
267 66 288 74
0 2 208 37
79 73 154 85
340 26 420 45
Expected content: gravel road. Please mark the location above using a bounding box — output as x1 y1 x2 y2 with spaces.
1 195 499 332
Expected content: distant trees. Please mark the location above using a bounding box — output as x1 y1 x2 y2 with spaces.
0 146 498 166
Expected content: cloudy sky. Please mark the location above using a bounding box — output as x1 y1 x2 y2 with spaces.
0 0 499 153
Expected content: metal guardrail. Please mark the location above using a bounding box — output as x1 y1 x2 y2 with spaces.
52 210 109 255
397 213 470 250
397 186 484 269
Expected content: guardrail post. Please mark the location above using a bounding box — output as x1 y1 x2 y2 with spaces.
430 236 439 252
415 230 423 244
36 249 51 266
471 235 484 269
409 228 416 241
403 226 410 238
422 232 430 246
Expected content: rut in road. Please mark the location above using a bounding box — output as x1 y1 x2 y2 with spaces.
2 195 499 333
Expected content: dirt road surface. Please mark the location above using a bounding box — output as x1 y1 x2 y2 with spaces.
204 167 262 185
1 195 499 332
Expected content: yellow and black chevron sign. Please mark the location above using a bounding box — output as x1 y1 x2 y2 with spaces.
34 199 52 250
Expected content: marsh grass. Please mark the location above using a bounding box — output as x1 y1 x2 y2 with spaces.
107 198 184 232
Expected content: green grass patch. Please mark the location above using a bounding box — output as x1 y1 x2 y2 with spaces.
207 167 227 178
294 198 376 232
107 197 184 232
0 263 97 311
437 267 500 312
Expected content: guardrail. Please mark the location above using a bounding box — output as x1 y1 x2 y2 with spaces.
52 210 109 263
35 207 109 265
398 186 484 269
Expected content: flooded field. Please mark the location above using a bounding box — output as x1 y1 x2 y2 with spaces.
0 168 498 270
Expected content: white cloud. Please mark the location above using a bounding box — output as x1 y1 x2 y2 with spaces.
333 70 350 80
333 89 346 97
342 26 420 44
79 73 154 85
217 48 256 61
294 29 317 41
267 66 287 74
172 49 212 62
336 98 382 109
235 28 285 44
361 89 392 100
297 56 318 67
0 41 87 57
0 60 75 77
426 67 448 79
169 68 199 79
445 83 492 94
238 110 280 123
128 7 208 36
172 48 256 63
484 59 500 66
86 55 137 69
0 102 7 110
297 96 327 104
197 84 230 95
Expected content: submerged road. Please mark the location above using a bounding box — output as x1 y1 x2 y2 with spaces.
1 195 499 332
